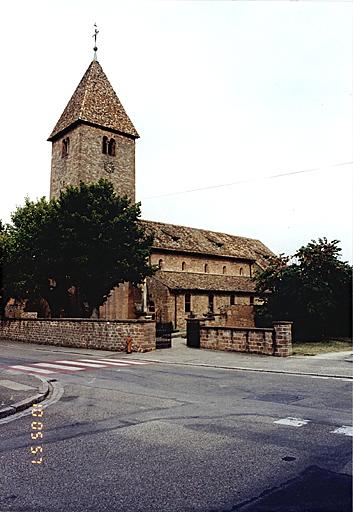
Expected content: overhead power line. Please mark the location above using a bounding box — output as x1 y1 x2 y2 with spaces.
141 161 352 200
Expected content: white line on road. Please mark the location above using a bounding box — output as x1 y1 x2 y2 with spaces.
98 358 150 365
78 359 129 367
274 417 311 427
33 363 85 371
56 360 106 368
330 425 353 437
10 365 55 374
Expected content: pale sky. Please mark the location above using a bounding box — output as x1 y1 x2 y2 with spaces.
1 0 352 262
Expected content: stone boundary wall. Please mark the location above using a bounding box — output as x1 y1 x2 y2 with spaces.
0 318 156 352
196 320 292 357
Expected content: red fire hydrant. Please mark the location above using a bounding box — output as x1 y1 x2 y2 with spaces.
126 336 133 354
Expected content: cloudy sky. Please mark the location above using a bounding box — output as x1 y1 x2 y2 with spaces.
1 0 352 262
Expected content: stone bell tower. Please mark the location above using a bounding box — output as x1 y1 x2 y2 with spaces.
48 58 139 202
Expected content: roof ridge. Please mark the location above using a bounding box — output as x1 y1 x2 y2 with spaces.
140 218 260 243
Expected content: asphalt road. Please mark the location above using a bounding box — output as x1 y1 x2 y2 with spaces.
0 343 352 512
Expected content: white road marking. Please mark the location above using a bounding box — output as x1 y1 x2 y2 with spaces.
32 363 85 371
98 358 150 365
78 359 129 367
330 425 353 437
274 417 311 427
10 365 55 374
56 360 106 368
0 379 35 391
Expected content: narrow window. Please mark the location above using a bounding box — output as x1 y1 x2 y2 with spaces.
108 138 116 156
204 263 209 273
102 136 108 154
222 265 227 275
208 294 214 313
185 292 191 313
230 294 235 306
158 259 164 269
182 261 186 271
62 137 69 158
239 267 243 276
250 296 254 305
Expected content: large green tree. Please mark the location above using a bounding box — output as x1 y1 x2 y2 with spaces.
1 180 154 317
254 238 352 341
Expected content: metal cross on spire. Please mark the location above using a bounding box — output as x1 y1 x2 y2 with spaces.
92 23 99 60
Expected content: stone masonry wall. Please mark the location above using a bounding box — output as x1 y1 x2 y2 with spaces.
172 292 253 331
99 283 140 320
0 318 155 352
150 252 252 277
193 320 292 357
218 305 255 328
50 124 135 202
146 277 175 324
147 279 253 332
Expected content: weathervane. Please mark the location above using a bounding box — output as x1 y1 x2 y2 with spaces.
93 23 99 60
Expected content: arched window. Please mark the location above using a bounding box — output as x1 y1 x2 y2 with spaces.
230 294 235 306
158 259 164 269
204 264 209 273
185 292 191 313
102 136 108 154
62 137 69 158
182 261 186 271
222 265 227 275
239 267 243 276
250 296 254 305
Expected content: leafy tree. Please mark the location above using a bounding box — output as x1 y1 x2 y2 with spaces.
254 238 352 341
1 180 154 317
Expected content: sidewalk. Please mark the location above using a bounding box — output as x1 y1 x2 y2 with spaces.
0 373 49 418
119 337 353 379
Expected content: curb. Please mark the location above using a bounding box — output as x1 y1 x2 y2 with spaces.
0 376 50 419
116 357 353 380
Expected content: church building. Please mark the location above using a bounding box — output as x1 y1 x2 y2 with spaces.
48 55 273 330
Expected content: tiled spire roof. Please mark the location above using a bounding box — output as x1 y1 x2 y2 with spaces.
48 60 139 141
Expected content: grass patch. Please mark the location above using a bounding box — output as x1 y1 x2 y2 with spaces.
293 339 352 356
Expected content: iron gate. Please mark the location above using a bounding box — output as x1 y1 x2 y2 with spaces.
186 319 200 348
156 322 172 349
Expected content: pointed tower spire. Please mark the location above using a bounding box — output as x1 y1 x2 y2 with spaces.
48 60 139 141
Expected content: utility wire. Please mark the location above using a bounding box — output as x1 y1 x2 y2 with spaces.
141 161 352 200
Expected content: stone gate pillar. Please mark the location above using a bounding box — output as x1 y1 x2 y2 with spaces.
273 321 293 357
